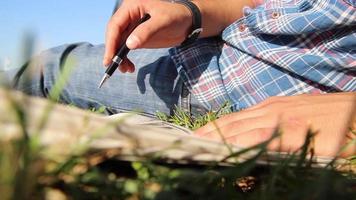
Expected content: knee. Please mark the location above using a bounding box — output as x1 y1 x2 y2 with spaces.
12 42 98 97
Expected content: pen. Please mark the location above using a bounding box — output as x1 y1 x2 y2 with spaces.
98 13 151 88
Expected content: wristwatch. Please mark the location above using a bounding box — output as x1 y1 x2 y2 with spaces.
172 0 203 46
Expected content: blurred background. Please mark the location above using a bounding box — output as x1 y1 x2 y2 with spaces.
0 0 117 70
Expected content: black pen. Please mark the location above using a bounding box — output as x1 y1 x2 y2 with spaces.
98 13 151 88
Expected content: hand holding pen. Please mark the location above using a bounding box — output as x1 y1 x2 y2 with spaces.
99 13 151 88
102 0 197 75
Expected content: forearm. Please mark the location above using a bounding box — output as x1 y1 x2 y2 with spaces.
192 0 256 37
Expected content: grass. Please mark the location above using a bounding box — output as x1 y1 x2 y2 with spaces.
156 102 232 131
0 35 355 200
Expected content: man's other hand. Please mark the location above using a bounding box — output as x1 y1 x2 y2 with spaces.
195 92 356 157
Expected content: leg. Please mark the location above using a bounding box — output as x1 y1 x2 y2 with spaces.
9 42 187 116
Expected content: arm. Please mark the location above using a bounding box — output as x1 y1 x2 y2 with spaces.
103 0 255 72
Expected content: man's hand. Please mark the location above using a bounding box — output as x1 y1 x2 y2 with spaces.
103 0 193 73
103 0 255 73
195 93 356 157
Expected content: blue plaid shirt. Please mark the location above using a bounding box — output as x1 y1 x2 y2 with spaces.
169 0 356 111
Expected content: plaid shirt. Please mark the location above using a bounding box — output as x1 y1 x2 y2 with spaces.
169 0 356 111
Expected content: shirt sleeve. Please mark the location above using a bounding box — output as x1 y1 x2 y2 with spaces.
169 37 231 110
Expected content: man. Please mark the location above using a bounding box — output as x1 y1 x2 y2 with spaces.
7 0 356 157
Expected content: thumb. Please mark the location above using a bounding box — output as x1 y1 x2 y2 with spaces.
126 17 161 49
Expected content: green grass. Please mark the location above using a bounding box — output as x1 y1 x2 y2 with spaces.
156 101 232 130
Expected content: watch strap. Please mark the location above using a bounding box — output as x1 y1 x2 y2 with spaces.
173 0 202 46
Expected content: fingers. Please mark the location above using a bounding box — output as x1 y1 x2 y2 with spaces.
196 116 277 140
195 114 309 153
103 7 131 66
195 108 266 136
226 123 309 152
126 16 162 49
226 128 277 149
119 58 135 73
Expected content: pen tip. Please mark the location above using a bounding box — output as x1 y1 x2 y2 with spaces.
98 74 110 89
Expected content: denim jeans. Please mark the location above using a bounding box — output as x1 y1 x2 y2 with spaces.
3 42 207 117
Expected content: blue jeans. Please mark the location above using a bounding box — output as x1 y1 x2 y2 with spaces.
4 43 207 116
